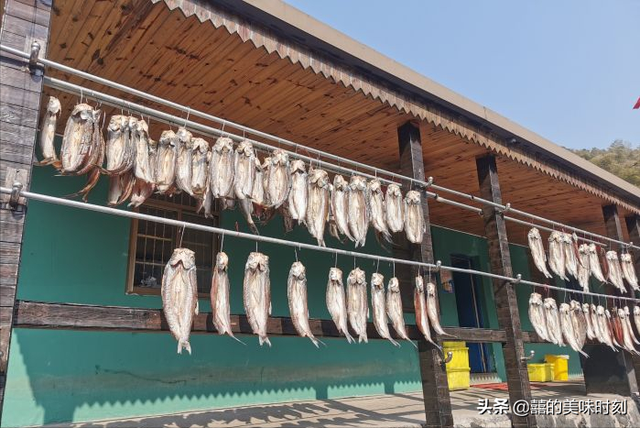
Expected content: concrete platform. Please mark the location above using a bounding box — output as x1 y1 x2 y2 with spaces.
48 380 640 428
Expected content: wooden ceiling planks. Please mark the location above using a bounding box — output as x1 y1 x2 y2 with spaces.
39 0 636 246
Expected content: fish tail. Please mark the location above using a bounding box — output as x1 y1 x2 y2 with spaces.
344 331 355 344
259 335 272 347
229 332 247 346
408 340 419 349
178 340 191 355
309 335 321 348
578 348 589 358
359 334 368 344
389 337 400 347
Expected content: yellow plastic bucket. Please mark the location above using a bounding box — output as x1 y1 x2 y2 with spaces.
447 367 471 390
545 354 569 381
443 342 470 390
443 346 469 370
528 363 553 382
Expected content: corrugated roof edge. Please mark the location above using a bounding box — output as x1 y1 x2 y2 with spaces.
217 0 639 206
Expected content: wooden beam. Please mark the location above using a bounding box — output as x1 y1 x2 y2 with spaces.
396 121 453 428
476 154 535 428
0 0 52 419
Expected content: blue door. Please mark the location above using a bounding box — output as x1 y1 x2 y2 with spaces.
451 255 494 373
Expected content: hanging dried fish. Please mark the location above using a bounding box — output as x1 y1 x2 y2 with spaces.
233 140 256 199
414 276 439 348
528 293 550 342
623 306 640 345
386 277 415 347
577 244 591 293
161 248 198 354
527 228 552 279
210 252 243 344
621 253 639 291
155 130 178 194
385 184 404 234
563 233 579 280
326 267 354 343
331 175 353 241
617 308 639 355
587 243 606 283
174 128 194 195
190 138 210 199
306 169 330 246
367 180 391 244
582 303 596 341
596 306 618 352
288 261 320 347
569 300 587 349
347 268 369 343
589 303 604 345
103 115 135 175
607 308 623 349
548 231 567 280
606 251 626 293
265 149 290 208
634 307 640 338
288 160 308 225
370 273 399 346
404 190 425 244
426 281 453 337
348 176 369 247
37 96 62 167
243 252 271 347
129 120 156 208
543 298 564 346
209 136 235 199
60 103 101 175
559 303 588 357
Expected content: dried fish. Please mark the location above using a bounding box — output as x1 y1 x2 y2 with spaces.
548 231 567 280
306 169 330 246
559 303 588 357
527 228 552 279
582 303 596 341
60 103 101 175
606 251 627 293
528 293 550 342
103 115 135 175
288 160 308 224
634 306 640 338
587 243 606 283
385 184 404 234
331 175 353 241
370 273 399 346
597 306 618 352
287 261 320 347
414 276 439 348
107 171 134 207
624 306 640 345
426 281 452 337
233 140 255 200
37 96 62 167
404 190 425 244
569 300 587 349
161 248 198 354
174 128 194 195
265 149 290 208
251 157 266 208
347 176 369 247
210 252 243 343
577 244 591 293
543 298 564 346
589 303 603 345
155 130 178 194
243 252 271 346
607 309 623 348
190 138 210 199
386 277 415 347
326 267 354 343
621 253 639 291
367 180 391 244
129 120 156 208
209 137 235 199
618 308 639 355
347 268 369 343
563 233 579 280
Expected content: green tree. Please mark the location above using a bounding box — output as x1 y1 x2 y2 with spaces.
570 140 640 187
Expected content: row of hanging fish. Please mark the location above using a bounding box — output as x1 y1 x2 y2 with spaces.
162 247 451 353
39 97 427 247
528 292 640 357
528 228 638 294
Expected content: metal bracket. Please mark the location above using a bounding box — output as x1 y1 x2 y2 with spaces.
438 349 453 365
1 168 27 212
513 274 522 284
520 350 535 362
29 41 42 76
498 202 511 214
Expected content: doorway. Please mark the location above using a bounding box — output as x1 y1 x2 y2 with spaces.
451 255 494 373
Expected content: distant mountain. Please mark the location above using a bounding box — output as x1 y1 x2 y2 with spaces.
570 140 640 187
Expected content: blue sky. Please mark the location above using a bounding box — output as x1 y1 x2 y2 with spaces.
284 0 639 150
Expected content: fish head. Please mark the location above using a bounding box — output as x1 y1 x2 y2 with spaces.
215 252 229 271
160 130 177 148
404 190 421 205
367 179 382 194
310 169 330 189
388 277 400 293
261 157 272 170
148 138 158 154
544 298 557 309
582 303 590 313
192 138 209 155
135 119 149 135
578 244 588 254
386 184 401 197
127 116 138 130
333 175 348 190
271 149 289 166
587 243 597 254
621 253 631 262
371 273 384 289
176 127 193 147
290 160 306 174
562 233 572 244
213 137 233 153
529 292 542 305
47 96 62 115
108 114 126 132
527 228 540 240
606 251 618 261
349 175 367 191
236 140 254 157
415 276 424 293
605 309 612 318
169 248 196 270
634 306 640 315
559 303 570 314
72 103 94 121
624 306 630 316
426 281 437 297
597 306 605 316
590 303 597 311
617 308 625 318
290 261 306 280
329 267 343 283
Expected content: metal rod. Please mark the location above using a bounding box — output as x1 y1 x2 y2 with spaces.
1 186 638 302
1 43 636 250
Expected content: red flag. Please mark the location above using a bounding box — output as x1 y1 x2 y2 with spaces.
634 97 640 109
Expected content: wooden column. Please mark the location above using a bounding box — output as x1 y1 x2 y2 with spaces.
476 155 535 428
582 206 639 395
625 214 640 388
396 122 453 428
0 0 52 419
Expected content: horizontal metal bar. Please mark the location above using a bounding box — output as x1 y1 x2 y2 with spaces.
2 187 638 302
1 43 635 251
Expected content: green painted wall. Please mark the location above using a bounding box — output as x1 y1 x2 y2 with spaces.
2 161 581 426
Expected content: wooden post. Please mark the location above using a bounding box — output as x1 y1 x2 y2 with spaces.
0 0 52 419
625 214 640 388
582 206 639 395
476 155 535 428
396 121 453 428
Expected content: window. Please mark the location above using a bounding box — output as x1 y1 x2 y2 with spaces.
127 192 219 296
